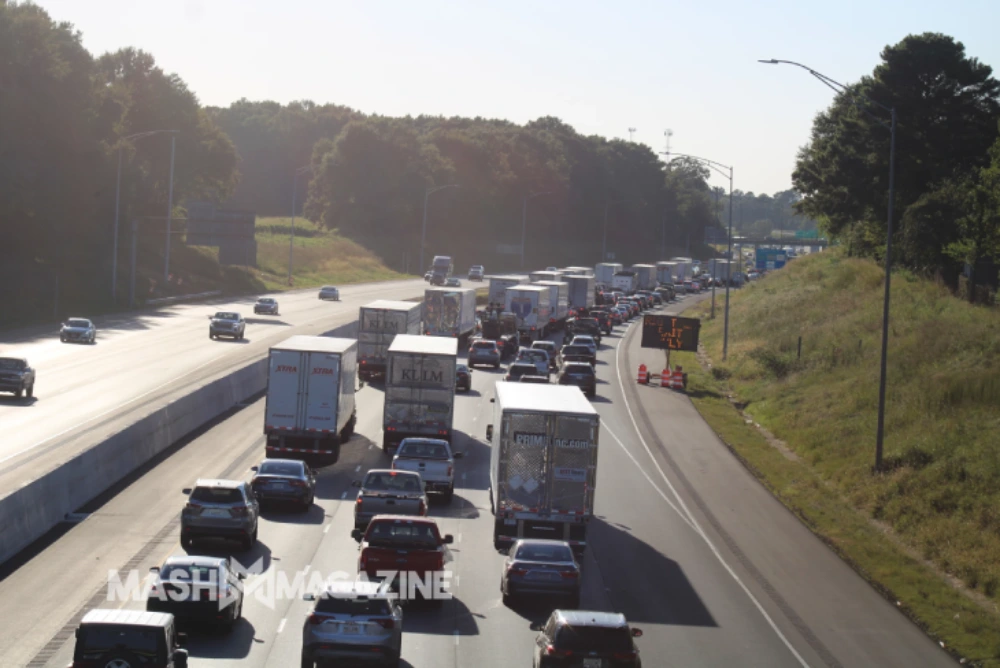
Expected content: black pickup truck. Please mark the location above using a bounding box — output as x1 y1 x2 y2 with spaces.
0 357 35 399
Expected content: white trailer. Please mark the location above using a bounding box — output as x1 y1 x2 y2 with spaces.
264 335 358 465
594 263 623 286
487 383 600 551
505 285 552 343
656 261 678 285
382 334 458 452
529 270 563 283
631 264 657 291
533 280 569 328
357 300 423 380
670 257 692 281
566 275 596 312
611 271 638 294
564 266 594 276
487 275 529 308
423 287 477 341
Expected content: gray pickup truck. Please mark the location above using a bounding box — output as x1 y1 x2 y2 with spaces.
351 469 427 530
391 438 464 504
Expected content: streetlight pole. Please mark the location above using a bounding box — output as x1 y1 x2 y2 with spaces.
111 130 178 301
522 191 552 269
419 184 460 276
663 151 734 357
760 58 897 472
164 134 176 282
289 165 312 285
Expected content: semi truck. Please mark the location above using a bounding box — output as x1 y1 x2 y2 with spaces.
670 257 692 282
423 286 477 342
594 262 623 286
631 264 657 291
565 275 595 313
430 255 454 285
656 261 678 285
529 270 563 283
486 383 600 552
533 280 569 330
264 335 358 466
487 274 529 309
357 300 423 381
382 334 458 452
611 271 637 294
505 285 552 343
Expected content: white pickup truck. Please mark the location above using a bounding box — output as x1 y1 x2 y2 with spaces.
391 438 464 504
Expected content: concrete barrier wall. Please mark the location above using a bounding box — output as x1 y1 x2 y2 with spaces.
0 320 361 567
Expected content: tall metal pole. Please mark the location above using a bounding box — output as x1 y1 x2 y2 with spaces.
723 166 734 360
874 109 897 472
112 145 123 302
163 134 176 282
520 195 528 269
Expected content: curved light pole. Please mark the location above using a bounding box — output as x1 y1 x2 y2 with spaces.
419 184 460 275
111 130 179 301
522 191 553 268
664 152 734 354
760 58 897 473
289 165 312 285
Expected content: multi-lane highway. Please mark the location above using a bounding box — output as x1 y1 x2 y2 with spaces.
0 279 424 493
0 292 954 667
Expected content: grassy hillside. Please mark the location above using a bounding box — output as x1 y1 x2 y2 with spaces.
681 248 1000 662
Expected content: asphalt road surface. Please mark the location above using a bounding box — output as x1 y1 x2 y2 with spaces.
0 292 955 667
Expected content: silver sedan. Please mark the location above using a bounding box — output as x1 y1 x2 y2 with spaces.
501 538 581 607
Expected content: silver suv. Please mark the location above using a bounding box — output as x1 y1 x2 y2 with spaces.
301 580 403 668
209 311 245 340
181 479 259 551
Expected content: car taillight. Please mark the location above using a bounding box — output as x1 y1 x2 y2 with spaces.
375 618 395 629
230 506 248 517
291 480 307 488
509 567 527 576
356 496 364 505
613 651 638 660
308 614 324 625
418 500 426 515
446 465 453 477
560 570 579 579
545 644 572 657
184 502 202 512
434 552 445 570
360 553 368 570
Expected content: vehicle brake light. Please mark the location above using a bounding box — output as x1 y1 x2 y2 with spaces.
356 496 363 505
375 618 395 630
291 480 307 488
446 466 452 477
560 570 579 578
229 506 248 517
390 471 397 476
308 614 324 625
509 567 527 576
418 500 427 515
184 502 202 512
545 644 572 657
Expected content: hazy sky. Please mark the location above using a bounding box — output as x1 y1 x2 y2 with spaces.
34 0 998 195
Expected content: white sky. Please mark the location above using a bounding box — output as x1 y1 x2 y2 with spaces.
33 0 1000 194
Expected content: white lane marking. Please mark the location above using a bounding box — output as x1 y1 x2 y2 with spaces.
613 319 811 668
340 491 347 500
453 630 460 646
323 523 332 534
369 443 373 450
277 618 287 633
457 533 462 543
355 465 361 472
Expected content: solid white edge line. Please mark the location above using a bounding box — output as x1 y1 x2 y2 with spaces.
614 317 812 668
323 523 332 534
453 630 460 646
340 491 347 500
277 618 287 634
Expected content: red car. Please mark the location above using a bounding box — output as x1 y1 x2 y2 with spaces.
355 515 454 601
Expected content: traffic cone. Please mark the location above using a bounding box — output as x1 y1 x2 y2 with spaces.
637 364 648 384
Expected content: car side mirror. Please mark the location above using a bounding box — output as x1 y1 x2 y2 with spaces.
303 592 316 601
529 621 543 632
485 425 493 442
149 566 160 574
351 528 363 542
489 398 495 403
351 480 362 488
250 466 258 472
632 628 643 638
442 534 454 544
453 452 465 459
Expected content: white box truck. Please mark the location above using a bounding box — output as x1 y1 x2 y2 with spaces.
566 275 595 312
631 264 657 291
530 270 563 283
656 261 678 285
505 285 552 343
670 257 692 282
424 286 477 341
612 271 638 294
564 266 594 276
594 262 623 286
487 274 529 309
357 300 423 381
534 280 569 329
486 383 600 551
382 334 458 452
264 335 358 465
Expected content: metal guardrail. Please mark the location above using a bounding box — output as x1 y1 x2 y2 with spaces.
145 290 222 306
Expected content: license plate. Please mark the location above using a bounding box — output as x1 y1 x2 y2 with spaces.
527 571 559 581
583 659 603 668
341 623 361 635
203 509 229 518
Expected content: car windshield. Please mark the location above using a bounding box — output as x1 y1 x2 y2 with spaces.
259 461 303 476
472 341 496 350
571 338 593 346
257 298 274 304
456 364 469 373
161 563 221 583
77 625 160 655
214 312 238 321
508 364 535 378
190 487 243 504
365 521 439 547
520 375 549 383
565 365 594 376
322 286 337 291
554 626 632 653
66 319 91 328
0 359 25 370
364 471 422 492
518 350 547 362
515 543 573 562
578 318 599 327
315 595 392 616
562 346 589 356
397 440 450 459
532 342 555 351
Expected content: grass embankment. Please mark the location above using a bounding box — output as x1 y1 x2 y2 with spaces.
672 248 1000 665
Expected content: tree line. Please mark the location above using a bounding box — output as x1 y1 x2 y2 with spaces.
793 32 1000 302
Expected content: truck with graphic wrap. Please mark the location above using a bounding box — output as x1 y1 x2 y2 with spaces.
533 280 569 330
264 335 358 465
423 287 477 342
357 300 423 381
486 383 600 552
504 285 552 344
382 335 458 452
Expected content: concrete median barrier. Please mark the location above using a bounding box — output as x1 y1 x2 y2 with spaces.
0 320 360 567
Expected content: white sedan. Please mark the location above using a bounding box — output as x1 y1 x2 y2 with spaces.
318 286 340 301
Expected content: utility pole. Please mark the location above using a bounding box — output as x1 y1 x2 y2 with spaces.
163 134 176 282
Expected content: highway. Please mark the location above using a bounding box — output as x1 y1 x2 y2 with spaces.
0 279 424 495
0 293 955 667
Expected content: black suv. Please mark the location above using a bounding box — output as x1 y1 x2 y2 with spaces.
559 362 596 398
531 609 643 667
71 608 189 668
0 357 35 399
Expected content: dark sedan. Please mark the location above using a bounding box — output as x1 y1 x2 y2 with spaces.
254 297 280 315
250 459 316 511
559 362 596 398
501 539 580 607
468 340 502 368
456 364 472 392
505 362 538 382
559 344 595 367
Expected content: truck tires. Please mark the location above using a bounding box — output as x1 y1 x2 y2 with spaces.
443 484 454 504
